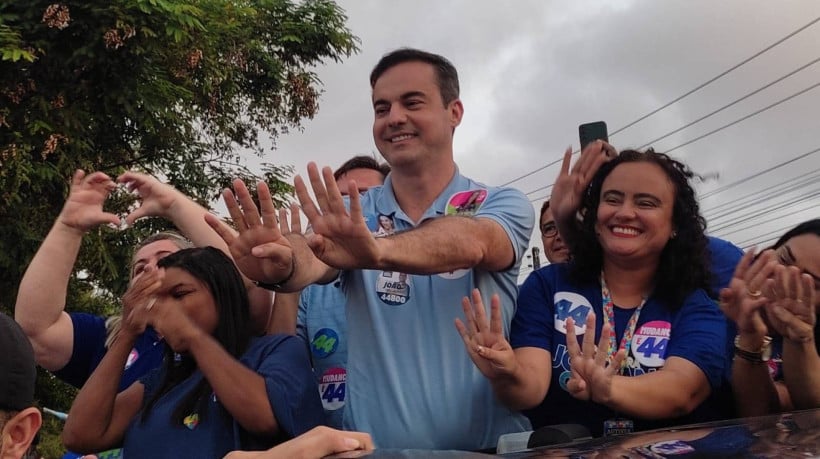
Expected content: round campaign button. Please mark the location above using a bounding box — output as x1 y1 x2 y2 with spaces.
311 328 339 359
631 320 671 368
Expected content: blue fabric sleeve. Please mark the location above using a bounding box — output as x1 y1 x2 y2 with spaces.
53 312 107 388
474 186 535 266
667 290 727 390
707 236 744 294
250 335 324 437
510 269 554 350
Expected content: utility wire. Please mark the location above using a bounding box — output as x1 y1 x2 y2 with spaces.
609 16 820 138
500 16 820 187
705 182 820 226
663 82 820 154
711 192 820 235
704 173 820 222
703 167 820 219
636 57 820 150
699 147 820 200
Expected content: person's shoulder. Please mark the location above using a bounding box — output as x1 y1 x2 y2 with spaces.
707 236 744 258
522 263 575 291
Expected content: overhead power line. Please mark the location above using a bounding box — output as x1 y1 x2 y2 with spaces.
699 147 820 200
663 82 820 154
636 57 820 150
609 16 820 138
499 17 820 188
704 170 820 220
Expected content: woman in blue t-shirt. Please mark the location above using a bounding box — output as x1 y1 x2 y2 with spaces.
720 219 819 416
63 247 323 458
456 147 726 437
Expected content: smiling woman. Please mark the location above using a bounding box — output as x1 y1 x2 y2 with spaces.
456 148 727 437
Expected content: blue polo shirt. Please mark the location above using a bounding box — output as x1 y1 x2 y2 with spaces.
339 170 533 449
296 281 348 428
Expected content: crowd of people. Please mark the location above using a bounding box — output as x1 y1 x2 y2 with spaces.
3 47 818 458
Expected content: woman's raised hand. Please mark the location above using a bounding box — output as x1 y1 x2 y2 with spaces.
455 289 518 380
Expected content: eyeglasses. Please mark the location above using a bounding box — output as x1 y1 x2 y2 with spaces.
541 222 558 238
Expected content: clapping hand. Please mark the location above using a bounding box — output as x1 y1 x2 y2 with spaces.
718 249 778 340
765 265 816 344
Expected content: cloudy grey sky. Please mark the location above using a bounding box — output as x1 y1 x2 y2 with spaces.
246 0 820 280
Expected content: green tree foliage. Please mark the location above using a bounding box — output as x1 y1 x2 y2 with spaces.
0 1 358 456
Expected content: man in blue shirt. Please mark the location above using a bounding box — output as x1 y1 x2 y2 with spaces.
210 48 533 450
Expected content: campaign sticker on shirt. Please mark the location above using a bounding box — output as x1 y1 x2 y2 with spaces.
183 413 199 430
649 440 695 455
318 367 347 411
311 328 339 359
376 271 411 306
445 189 487 216
374 212 396 237
437 268 469 280
553 291 592 335
124 348 139 370
631 320 671 368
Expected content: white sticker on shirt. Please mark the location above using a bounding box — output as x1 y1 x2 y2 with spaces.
631 320 671 368
376 271 411 306
553 291 592 335
319 367 346 411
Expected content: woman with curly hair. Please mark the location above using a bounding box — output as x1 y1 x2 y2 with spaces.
456 144 726 437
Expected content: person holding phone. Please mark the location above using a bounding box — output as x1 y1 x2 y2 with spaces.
456 149 726 436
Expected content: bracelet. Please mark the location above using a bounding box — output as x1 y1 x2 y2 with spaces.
253 257 296 291
733 335 772 363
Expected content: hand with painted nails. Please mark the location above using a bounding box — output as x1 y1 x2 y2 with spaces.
116 170 181 225
206 179 295 285
719 249 778 340
56 170 121 234
549 141 617 241
564 312 624 405
294 162 382 270
454 289 518 380
765 265 816 344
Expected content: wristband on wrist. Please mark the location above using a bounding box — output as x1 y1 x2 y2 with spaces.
734 335 772 363
253 257 296 291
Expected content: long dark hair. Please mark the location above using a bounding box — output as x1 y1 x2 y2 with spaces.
770 218 820 250
141 247 251 424
768 218 820 349
569 149 711 309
